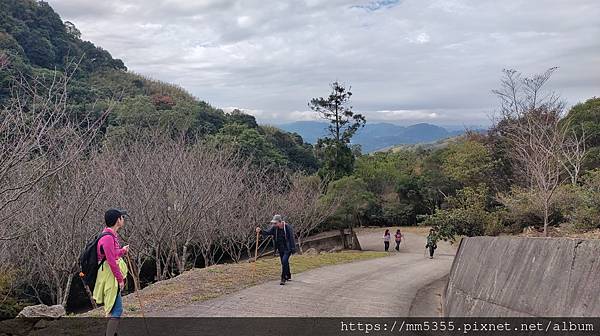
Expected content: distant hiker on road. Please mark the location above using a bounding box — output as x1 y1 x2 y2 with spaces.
394 229 403 251
256 214 296 285
383 229 391 251
425 228 438 259
94 208 129 336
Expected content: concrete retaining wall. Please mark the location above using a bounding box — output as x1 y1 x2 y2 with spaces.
445 237 600 317
299 229 361 253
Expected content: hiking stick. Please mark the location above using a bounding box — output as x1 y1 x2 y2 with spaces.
125 254 145 314
255 231 260 263
78 274 97 309
255 236 272 260
252 230 259 278
125 253 151 336
248 235 271 261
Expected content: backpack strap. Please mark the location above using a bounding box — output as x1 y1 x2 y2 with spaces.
97 231 116 260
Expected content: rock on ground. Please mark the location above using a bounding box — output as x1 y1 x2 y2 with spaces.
17 304 66 319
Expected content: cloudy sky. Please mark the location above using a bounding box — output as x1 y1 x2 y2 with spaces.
48 0 600 126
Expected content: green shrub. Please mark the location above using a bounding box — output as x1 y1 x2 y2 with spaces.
0 268 25 319
424 185 499 242
566 169 600 231
497 187 565 232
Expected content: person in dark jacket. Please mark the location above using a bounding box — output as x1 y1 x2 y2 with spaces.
256 214 296 285
425 228 438 259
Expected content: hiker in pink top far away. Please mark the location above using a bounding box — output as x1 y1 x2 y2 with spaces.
394 229 403 251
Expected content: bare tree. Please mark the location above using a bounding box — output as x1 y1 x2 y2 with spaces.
170 144 246 273
0 117 337 307
116 135 182 281
280 174 338 252
559 126 588 185
15 158 104 305
219 166 280 262
0 63 111 241
493 68 572 236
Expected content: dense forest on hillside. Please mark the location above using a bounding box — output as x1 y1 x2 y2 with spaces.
0 0 318 173
0 0 325 316
0 0 599 318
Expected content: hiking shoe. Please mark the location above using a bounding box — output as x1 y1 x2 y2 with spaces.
280 279 286 285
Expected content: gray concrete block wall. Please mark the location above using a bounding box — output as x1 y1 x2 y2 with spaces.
445 237 600 317
299 230 361 252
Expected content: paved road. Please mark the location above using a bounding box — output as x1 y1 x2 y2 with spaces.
154 229 455 317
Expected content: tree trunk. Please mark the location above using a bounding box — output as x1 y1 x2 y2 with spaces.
178 242 189 274
51 271 61 305
543 202 549 237
60 275 73 307
155 249 162 281
334 103 340 176
335 103 340 143
297 236 303 254
55 284 61 307
202 250 212 267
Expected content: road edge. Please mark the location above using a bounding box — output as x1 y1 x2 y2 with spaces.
408 274 449 317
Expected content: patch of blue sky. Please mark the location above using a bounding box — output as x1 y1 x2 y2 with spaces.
351 0 401 12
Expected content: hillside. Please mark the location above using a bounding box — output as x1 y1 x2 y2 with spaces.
280 121 466 152
0 0 318 173
378 135 465 153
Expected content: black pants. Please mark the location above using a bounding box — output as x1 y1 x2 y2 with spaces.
279 250 291 280
395 241 401 250
384 241 390 251
429 245 436 257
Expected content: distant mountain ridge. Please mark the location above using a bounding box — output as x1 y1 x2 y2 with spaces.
279 121 468 152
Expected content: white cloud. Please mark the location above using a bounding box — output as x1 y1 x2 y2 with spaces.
428 0 471 13
236 16 253 28
222 106 261 115
46 0 600 125
373 110 438 120
407 32 430 44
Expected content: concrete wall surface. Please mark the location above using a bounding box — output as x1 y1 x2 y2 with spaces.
300 229 361 252
445 237 600 317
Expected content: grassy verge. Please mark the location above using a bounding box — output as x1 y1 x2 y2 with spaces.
518 226 600 239
83 250 387 317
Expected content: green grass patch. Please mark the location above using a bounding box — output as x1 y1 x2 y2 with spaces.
81 250 388 316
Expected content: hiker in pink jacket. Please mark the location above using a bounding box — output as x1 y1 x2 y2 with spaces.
394 229 403 251
97 226 128 287
96 208 129 336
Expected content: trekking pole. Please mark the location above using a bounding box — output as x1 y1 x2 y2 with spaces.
252 230 259 277
78 273 97 309
255 231 260 262
256 236 272 259
125 253 151 336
